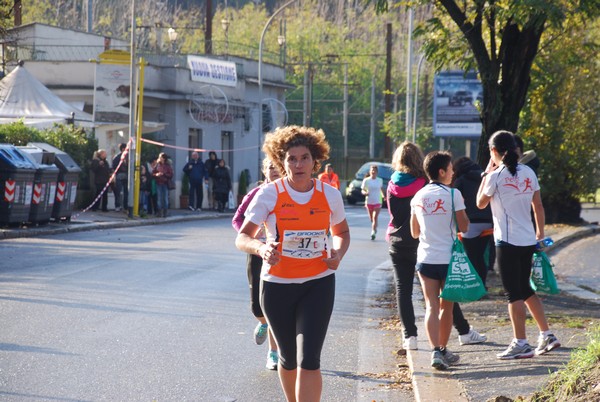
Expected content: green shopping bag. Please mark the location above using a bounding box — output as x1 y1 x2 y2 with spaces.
440 238 488 303
439 189 487 303
530 251 560 294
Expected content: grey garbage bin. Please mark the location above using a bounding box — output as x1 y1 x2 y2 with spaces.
27 143 82 221
0 144 37 225
18 146 60 225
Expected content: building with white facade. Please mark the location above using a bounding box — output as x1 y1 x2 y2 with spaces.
1 23 291 208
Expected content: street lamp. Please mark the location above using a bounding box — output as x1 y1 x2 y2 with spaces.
167 27 178 52
258 0 297 176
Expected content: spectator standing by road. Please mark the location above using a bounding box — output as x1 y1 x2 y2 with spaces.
205 151 219 210
112 143 128 212
317 163 340 189
90 149 111 212
213 159 232 213
235 125 350 402
183 151 208 211
232 158 281 370
477 130 560 360
362 164 384 240
411 151 469 370
152 152 173 218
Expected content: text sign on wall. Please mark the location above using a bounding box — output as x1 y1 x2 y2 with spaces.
187 56 237 87
94 50 132 124
433 71 482 137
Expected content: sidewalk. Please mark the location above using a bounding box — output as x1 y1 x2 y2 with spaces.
0 207 226 240
408 205 600 402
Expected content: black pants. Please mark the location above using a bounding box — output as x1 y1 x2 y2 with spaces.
247 254 264 318
93 183 108 211
462 235 492 286
261 275 335 370
390 244 418 338
496 243 536 303
189 181 204 209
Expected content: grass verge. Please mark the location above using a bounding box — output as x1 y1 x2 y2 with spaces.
529 324 600 401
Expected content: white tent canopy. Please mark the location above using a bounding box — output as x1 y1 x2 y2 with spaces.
0 64 95 128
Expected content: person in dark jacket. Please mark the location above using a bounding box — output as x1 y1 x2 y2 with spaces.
112 142 128 212
452 156 494 285
90 149 111 212
212 159 232 213
183 151 209 211
205 151 219 210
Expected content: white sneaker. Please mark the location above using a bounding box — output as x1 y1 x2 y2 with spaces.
459 327 487 345
266 350 278 370
403 336 418 350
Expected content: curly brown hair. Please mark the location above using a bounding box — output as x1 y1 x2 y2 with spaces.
262 125 330 175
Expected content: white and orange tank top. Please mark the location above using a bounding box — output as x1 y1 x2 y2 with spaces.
267 178 332 279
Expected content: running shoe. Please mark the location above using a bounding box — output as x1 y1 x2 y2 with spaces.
254 323 268 345
403 336 418 350
459 327 488 345
535 333 561 355
496 341 534 359
266 350 278 370
370 230 376 240
431 350 448 370
442 348 460 365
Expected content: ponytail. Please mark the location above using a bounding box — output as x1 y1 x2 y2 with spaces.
489 130 519 176
502 149 519 175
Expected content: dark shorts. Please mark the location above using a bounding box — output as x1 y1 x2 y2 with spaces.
416 262 448 281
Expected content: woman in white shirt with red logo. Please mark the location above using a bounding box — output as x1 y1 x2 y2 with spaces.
477 130 560 360
235 126 350 402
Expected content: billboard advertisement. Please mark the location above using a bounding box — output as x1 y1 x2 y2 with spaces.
433 71 482 137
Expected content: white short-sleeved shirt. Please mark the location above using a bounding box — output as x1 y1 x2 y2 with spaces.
482 164 539 246
411 183 465 264
245 178 346 284
361 177 383 205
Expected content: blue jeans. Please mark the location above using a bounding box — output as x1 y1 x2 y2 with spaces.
156 184 169 210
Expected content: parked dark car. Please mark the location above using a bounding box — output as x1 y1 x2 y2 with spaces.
448 90 474 106
345 162 394 205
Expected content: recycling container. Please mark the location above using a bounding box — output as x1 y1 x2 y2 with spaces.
27 143 81 221
0 144 37 225
18 146 60 225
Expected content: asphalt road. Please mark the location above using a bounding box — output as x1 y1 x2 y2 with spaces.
0 208 412 401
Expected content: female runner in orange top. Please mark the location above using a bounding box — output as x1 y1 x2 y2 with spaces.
235 126 350 402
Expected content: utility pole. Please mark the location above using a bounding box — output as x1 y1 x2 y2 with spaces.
342 63 348 179
127 0 137 218
370 76 376 159
405 8 414 140
384 23 393 159
205 0 213 54
303 64 312 126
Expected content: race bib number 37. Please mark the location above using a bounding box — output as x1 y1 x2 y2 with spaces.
282 229 327 259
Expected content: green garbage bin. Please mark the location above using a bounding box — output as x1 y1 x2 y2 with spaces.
27 143 81 222
0 144 37 225
18 146 60 225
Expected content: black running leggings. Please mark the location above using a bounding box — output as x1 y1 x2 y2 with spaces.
496 243 536 303
261 274 335 371
247 253 264 318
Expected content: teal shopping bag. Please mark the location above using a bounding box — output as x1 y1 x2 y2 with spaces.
440 238 487 303
530 251 560 295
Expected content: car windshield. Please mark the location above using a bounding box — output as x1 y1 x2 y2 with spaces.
355 163 393 180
